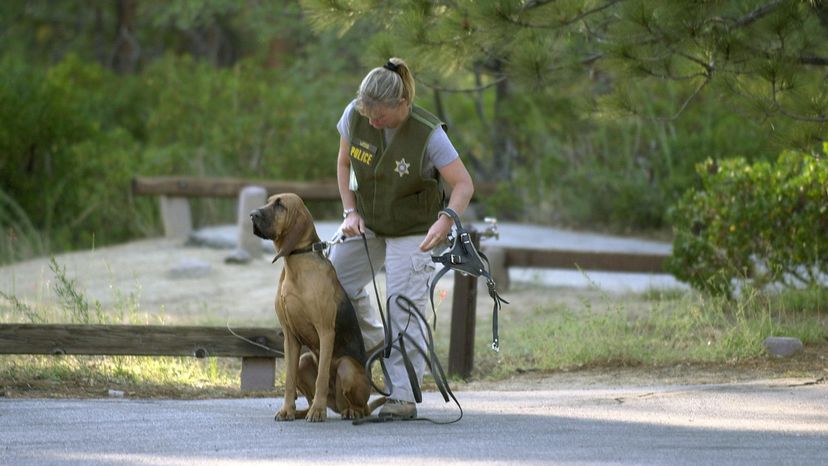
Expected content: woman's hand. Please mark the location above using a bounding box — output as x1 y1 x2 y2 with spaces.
341 211 365 237
423 158 473 252
419 215 453 252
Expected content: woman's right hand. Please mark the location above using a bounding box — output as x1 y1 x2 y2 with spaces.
341 211 365 237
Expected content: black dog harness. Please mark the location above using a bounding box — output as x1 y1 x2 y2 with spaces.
430 208 509 352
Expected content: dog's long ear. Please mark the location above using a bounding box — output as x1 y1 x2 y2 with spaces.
273 203 315 262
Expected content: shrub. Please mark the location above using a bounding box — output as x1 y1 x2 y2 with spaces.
668 147 828 297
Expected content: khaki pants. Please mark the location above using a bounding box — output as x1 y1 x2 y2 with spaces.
329 229 434 403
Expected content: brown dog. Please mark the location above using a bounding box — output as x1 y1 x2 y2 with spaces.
250 193 383 422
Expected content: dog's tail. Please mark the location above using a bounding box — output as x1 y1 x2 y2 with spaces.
368 396 387 413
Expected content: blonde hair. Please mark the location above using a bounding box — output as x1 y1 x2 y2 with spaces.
355 57 416 113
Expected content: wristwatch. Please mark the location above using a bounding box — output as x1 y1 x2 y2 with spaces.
343 207 356 219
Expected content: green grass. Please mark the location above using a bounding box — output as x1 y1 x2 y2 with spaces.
1 354 241 398
470 285 828 380
0 188 46 266
2 257 827 397
0 257 248 398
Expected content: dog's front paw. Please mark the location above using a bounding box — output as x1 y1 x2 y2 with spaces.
275 407 296 422
305 404 327 422
340 407 366 420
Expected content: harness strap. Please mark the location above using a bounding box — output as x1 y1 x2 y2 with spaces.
430 208 508 352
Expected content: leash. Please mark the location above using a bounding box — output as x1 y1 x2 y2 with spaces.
226 319 285 356
352 233 464 425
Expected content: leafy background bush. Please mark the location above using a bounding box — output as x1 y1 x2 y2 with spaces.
668 147 828 297
1 0 824 280
0 35 359 262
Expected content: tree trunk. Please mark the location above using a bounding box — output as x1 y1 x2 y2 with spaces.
492 64 516 183
266 38 289 68
94 5 106 66
111 0 140 74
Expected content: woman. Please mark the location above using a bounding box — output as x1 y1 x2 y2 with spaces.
330 57 474 420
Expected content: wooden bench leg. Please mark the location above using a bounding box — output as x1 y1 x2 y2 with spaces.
240 356 276 392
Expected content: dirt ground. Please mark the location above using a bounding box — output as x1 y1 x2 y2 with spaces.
1 237 826 398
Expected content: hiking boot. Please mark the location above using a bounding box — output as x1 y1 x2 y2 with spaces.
379 399 417 420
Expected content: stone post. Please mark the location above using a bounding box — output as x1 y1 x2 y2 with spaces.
225 186 267 264
159 196 192 239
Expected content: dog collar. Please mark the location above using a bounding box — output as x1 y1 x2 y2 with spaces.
287 241 327 256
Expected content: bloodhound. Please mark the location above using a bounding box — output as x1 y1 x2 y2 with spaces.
250 193 384 422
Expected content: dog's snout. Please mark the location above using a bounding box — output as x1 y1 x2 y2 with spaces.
250 209 261 220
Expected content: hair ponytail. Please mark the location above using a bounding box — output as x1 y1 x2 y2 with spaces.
356 57 416 113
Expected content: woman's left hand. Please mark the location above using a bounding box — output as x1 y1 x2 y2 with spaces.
419 215 453 252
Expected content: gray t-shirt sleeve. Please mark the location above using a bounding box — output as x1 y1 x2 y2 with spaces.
337 99 459 172
426 126 459 169
336 100 356 141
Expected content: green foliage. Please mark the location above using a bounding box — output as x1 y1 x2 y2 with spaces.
140 48 348 181
669 149 828 297
0 54 150 255
0 290 43 324
49 256 105 324
0 26 360 263
549 81 779 231
2 0 825 265
300 0 804 233
0 187 46 264
605 0 828 146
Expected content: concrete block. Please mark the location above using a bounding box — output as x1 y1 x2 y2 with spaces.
240 356 276 392
763 336 803 358
159 196 192 239
225 186 267 264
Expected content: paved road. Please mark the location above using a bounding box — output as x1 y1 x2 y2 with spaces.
2 379 826 465
194 221 683 293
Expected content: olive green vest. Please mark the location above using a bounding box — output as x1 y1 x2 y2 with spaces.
348 105 446 237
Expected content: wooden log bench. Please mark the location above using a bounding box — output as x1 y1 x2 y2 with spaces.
131 175 499 239
131 176 342 239
481 245 670 290
0 324 284 392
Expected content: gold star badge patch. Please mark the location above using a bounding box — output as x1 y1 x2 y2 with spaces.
394 158 411 177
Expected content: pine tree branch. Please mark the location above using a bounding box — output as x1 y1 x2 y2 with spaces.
521 0 561 11
639 18 716 74
417 76 507 93
771 78 828 122
503 0 624 30
731 0 785 29
637 66 709 81
729 73 828 123
799 55 828 66
641 77 711 122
